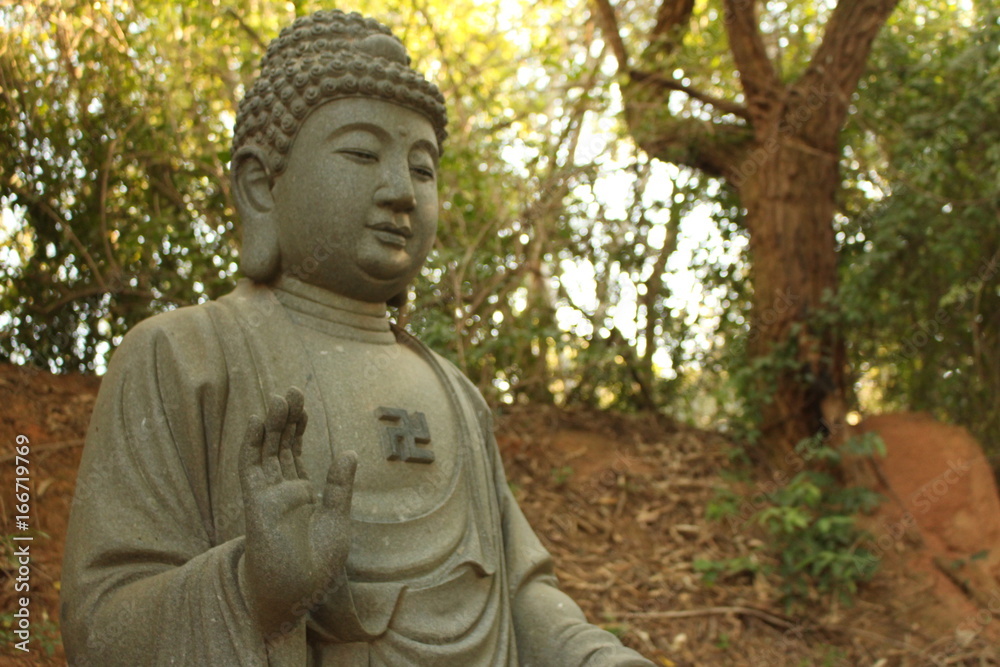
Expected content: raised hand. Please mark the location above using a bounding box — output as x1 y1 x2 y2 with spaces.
238 387 357 636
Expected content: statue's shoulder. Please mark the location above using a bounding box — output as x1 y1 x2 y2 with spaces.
121 281 264 346
109 290 248 372
118 302 221 354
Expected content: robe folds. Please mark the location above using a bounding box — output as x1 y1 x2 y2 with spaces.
61 280 654 667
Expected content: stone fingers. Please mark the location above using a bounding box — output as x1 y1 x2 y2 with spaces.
322 450 358 514
240 388 312 505
239 414 267 496
278 388 305 480
262 394 289 484
292 409 310 480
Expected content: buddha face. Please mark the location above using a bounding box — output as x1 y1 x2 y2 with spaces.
269 97 439 302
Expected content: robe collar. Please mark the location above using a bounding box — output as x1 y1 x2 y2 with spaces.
272 275 396 345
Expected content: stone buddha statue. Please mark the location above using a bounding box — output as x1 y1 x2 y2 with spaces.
61 10 654 666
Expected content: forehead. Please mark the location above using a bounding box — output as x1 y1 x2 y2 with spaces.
293 97 438 150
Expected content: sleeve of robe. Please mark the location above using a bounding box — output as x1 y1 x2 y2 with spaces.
457 375 655 667
61 307 304 666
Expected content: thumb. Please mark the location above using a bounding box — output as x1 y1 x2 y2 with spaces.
239 414 266 496
322 450 358 512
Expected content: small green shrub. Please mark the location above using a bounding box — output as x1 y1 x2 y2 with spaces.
699 434 884 608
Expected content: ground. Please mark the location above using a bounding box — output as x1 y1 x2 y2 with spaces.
0 363 997 666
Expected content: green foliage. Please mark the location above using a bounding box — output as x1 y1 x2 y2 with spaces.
0 534 60 655
1 0 247 371
692 553 761 585
840 1 1000 458
2 0 995 446
700 436 883 609
1 0 695 413
691 275 840 446
0 612 61 656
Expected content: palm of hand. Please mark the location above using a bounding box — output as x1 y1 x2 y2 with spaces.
239 387 357 635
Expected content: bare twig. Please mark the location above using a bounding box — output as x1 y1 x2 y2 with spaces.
629 69 750 120
225 7 267 51
620 604 796 630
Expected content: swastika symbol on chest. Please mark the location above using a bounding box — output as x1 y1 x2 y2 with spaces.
375 407 434 464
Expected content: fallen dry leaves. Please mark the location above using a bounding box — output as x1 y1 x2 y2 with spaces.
0 367 997 665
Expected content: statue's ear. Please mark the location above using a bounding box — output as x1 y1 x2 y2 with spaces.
232 146 280 282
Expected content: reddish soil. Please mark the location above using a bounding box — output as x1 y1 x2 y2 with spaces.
857 413 1000 656
0 365 98 665
0 365 998 665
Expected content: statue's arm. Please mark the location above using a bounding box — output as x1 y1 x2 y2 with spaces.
60 312 285 665
499 484 655 666
483 418 654 666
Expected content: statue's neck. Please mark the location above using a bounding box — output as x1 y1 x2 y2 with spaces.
272 275 395 344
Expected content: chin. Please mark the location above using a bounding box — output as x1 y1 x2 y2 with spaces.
347 276 409 304
361 260 420 285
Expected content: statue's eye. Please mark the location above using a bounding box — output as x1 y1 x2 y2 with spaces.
411 165 435 181
338 149 378 163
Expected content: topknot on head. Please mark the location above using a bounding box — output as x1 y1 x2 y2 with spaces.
233 9 448 175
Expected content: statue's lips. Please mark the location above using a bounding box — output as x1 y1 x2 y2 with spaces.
366 222 412 247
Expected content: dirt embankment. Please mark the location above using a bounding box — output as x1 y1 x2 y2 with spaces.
0 363 998 665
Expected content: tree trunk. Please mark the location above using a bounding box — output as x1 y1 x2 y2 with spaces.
737 134 846 463
591 0 897 463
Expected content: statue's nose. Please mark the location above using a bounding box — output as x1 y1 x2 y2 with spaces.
375 164 417 212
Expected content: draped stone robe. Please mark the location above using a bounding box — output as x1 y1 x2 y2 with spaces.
61 279 654 667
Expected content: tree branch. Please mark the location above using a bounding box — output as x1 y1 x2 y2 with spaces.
411 0 471 132
8 185 108 291
648 0 695 57
96 116 138 279
629 69 750 119
795 0 899 137
224 7 267 51
590 0 629 74
625 106 753 178
721 0 781 122
641 192 680 368
30 284 156 316
621 605 796 631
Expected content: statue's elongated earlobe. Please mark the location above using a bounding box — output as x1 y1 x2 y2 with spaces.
232 147 281 282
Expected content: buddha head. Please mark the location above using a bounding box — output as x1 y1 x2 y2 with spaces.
231 10 448 305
